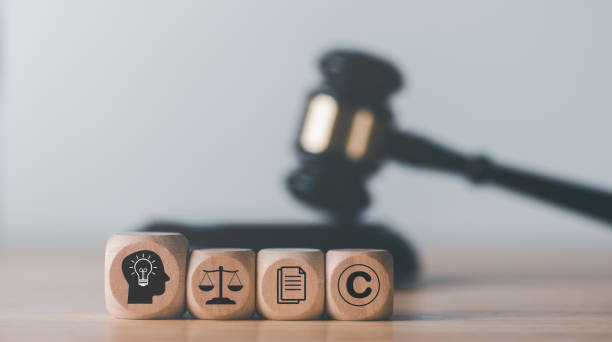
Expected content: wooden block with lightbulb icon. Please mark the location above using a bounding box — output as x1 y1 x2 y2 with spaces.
325 249 393 320
186 249 255 319
105 232 189 319
256 248 325 320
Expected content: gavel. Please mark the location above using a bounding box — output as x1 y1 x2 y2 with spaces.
288 49 612 225
146 49 612 285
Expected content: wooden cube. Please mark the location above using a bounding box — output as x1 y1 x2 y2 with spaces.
326 249 393 320
105 232 189 319
186 248 255 319
256 248 324 320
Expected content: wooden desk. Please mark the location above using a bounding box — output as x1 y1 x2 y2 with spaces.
1 246 611 341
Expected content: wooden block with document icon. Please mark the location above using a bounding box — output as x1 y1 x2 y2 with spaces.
256 248 324 320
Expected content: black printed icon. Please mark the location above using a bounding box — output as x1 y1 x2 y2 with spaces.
199 266 243 304
122 250 170 304
338 264 380 306
277 266 306 304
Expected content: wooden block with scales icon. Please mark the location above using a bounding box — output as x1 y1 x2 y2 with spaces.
186 249 255 319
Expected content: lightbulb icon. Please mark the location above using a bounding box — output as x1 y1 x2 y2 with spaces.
130 253 158 287
122 250 169 304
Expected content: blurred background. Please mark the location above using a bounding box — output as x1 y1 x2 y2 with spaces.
1 0 611 250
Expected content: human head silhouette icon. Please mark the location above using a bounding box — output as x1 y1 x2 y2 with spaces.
122 250 170 304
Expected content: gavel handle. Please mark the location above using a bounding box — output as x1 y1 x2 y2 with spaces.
387 131 612 225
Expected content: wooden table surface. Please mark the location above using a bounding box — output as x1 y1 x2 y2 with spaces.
1 245 611 341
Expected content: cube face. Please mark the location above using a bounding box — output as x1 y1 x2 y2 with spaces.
256 249 324 320
186 249 255 319
326 249 393 320
105 233 188 319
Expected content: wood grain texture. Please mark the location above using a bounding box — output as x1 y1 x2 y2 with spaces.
256 248 325 320
104 233 188 319
2 246 612 341
326 249 393 320
186 249 255 319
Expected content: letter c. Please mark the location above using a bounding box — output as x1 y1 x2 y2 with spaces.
346 271 372 298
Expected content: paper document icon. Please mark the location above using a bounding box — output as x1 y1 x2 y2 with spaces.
276 266 306 304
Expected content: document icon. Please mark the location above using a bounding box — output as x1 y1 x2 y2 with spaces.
276 266 306 304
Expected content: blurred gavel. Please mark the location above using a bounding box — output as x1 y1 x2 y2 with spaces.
288 50 612 225
146 48 611 284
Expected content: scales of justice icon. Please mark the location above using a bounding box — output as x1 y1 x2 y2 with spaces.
198 266 243 304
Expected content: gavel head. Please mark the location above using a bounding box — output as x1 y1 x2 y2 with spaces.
287 49 403 219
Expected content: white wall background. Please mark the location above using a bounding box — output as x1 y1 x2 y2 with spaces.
2 0 612 248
